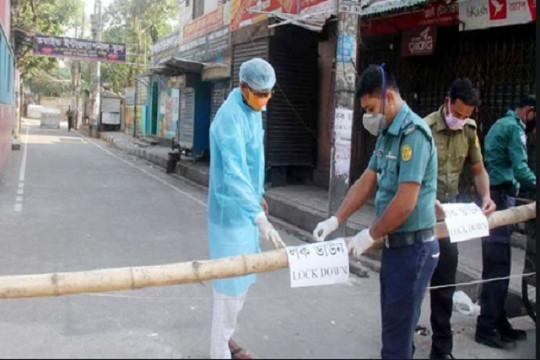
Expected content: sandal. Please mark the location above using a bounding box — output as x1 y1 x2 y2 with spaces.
229 339 253 359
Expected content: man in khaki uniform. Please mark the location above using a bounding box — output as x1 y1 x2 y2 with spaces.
424 78 496 359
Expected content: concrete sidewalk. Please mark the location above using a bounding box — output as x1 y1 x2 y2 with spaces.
97 130 534 318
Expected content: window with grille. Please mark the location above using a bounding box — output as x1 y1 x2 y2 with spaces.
192 0 204 19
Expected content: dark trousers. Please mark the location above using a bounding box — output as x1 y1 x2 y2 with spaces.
476 189 515 335
68 117 73 131
380 239 440 359
430 238 458 355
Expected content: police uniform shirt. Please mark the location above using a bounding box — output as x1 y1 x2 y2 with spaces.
425 107 483 202
368 102 438 233
484 109 536 193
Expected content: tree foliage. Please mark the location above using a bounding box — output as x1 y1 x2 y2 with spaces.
26 65 71 97
11 0 179 95
101 0 179 93
11 0 84 79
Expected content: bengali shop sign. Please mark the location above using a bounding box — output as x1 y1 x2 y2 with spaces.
401 26 437 57
152 31 180 65
362 1 459 35
459 0 536 31
178 26 230 63
183 4 225 41
34 35 126 62
231 0 331 30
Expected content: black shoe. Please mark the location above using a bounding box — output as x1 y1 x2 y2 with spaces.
501 327 527 341
429 349 455 359
475 331 516 349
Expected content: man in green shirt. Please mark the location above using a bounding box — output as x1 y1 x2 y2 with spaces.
425 78 496 359
475 94 536 349
312 65 439 359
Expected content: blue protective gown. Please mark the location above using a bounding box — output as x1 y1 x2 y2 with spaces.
208 87 265 296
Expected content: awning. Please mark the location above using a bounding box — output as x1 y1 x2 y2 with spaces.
149 56 205 76
360 0 427 17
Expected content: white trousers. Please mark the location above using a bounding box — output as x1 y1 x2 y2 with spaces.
210 289 247 359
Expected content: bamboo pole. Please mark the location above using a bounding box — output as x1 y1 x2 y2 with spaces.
0 202 535 299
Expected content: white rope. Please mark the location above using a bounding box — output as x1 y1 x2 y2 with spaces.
82 272 536 301
427 271 536 291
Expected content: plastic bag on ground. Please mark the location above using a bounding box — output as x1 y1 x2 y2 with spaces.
453 290 481 316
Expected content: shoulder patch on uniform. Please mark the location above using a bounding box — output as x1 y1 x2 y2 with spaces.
464 118 477 129
520 132 527 146
403 124 416 135
401 144 413 162
401 117 412 129
424 112 439 127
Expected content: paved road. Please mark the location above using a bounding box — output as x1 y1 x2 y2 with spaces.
0 120 535 358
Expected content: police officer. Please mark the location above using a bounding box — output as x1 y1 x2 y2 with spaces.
424 78 496 359
313 65 439 359
475 94 536 349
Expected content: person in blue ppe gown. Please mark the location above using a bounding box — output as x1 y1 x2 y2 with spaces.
208 58 285 359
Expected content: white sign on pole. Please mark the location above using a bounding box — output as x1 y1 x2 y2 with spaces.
334 107 354 141
441 203 490 243
286 238 350 288
339 0 362 14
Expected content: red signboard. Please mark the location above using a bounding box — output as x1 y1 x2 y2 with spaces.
231 0 329 31
362 1 459 36
183 5 224 41
401 26 437 57
459 0 536 31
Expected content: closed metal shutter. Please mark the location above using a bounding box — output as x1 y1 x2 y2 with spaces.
231 35 270 150
231 37 269 88
178 87 195 150
210 80 230 122
351 23 536 185
267 26 318 167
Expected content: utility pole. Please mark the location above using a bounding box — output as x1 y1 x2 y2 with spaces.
328 1 360 235
89 0 102 137
73 6 85 129
70 21 79 130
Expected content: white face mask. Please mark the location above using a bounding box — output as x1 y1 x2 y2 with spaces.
444 100 467 130
363 113 386 137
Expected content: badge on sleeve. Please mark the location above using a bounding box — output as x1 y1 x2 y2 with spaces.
520 132 527 146
401 144 413 162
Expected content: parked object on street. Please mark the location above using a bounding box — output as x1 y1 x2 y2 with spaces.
100 90 122 131
27 104 44 119
40 107 62 129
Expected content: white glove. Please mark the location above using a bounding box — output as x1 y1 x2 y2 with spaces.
347 229 375 259
312 216 339 242
254 212 286 249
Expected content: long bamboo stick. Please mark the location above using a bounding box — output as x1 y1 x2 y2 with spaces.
0 202 535 299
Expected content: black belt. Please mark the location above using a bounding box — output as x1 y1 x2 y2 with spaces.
491 183 517 196
383 228 435 248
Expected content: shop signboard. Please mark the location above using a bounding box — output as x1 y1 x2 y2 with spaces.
401 26 437 57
